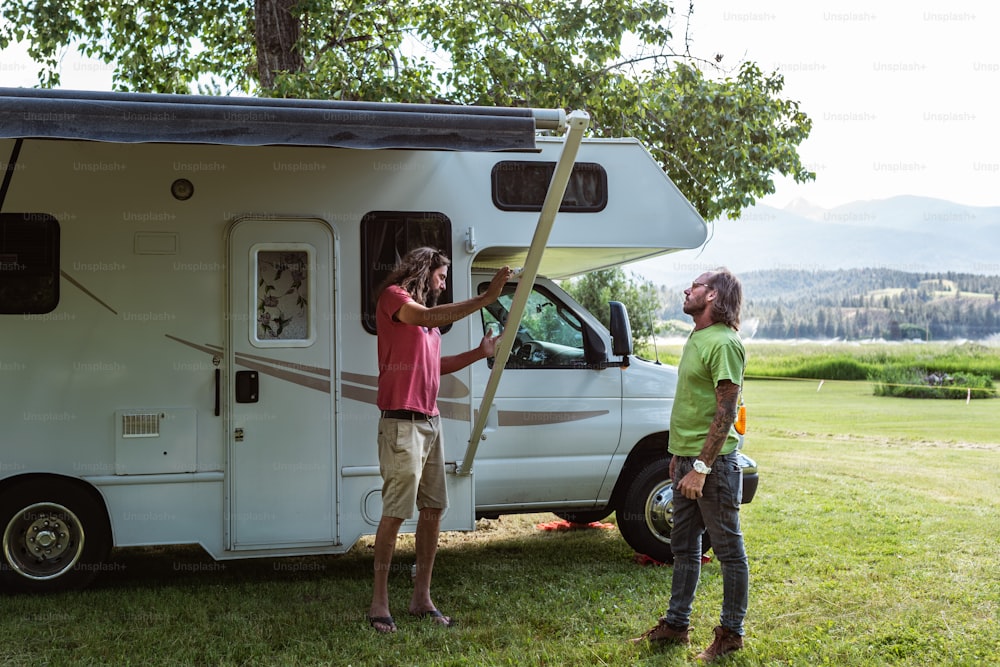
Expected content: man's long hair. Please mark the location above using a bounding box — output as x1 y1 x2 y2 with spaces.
706 267 743 330
380 247 451 307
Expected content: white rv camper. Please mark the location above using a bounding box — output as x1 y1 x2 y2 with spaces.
0 88 756 592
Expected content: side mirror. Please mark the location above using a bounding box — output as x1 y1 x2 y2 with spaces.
609 301 633 357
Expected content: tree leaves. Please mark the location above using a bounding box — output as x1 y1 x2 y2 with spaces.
563 268 660 348
1 0 814 218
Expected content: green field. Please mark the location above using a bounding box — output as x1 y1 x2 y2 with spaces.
653 340 1000 383
2 348 998 666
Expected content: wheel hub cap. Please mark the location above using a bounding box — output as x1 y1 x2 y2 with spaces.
3 503 84 580
646 481 674 543
29 517 69 557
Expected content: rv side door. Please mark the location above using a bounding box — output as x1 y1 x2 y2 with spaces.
226 217 338 550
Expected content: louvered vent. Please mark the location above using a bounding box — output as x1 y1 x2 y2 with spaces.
122 413 161 438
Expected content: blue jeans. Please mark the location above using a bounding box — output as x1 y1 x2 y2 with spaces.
664 453 749 635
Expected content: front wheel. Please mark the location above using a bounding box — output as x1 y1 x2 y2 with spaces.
0 480 112 593
617 458 675 564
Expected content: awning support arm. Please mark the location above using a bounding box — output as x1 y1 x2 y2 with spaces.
458 110 591 476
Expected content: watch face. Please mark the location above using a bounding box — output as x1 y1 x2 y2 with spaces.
693 460 711 474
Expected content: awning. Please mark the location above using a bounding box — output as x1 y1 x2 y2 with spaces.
0 87 565 152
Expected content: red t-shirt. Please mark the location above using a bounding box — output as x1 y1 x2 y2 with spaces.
376 285 441 415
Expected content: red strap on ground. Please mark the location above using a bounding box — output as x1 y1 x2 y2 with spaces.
535 519 616 531
633 553 668 566
632 552 713 566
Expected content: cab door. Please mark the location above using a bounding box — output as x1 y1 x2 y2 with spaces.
470 280 622 510
226 217 337 549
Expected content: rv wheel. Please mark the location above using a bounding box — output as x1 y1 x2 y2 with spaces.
0 480 111 593
617 458 675 564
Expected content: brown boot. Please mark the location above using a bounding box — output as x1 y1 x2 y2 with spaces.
696 625 744 662
630 619 690 645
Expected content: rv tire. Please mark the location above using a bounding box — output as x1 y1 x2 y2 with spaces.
617 458 675 564
0 479 112 593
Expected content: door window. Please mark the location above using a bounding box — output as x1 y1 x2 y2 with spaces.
252 246 315 346
479 283 587 369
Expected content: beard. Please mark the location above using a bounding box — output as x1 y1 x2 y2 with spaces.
683 297 705 317
425 284 442 308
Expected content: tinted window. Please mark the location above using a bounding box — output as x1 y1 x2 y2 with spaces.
0 213 59 314
491 161 607 212
361 211 452 334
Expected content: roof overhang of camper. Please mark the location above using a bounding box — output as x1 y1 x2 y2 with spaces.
0 87 566 151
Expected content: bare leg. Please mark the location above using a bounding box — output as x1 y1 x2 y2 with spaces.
408 508 450 624
369 515 404 632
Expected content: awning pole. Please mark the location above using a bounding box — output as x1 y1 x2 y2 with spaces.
458 110 590 476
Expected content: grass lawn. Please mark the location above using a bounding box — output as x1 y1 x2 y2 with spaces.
734 379 999 666
2 377 998 666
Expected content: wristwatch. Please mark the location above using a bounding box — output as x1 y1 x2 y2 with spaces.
692 459 712 475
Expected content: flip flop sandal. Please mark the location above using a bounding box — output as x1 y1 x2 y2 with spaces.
411 609 456 627
367 614 397 633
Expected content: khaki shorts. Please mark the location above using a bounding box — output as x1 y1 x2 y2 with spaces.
377 415 448 520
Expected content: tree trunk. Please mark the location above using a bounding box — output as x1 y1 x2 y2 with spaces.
255 0 304 91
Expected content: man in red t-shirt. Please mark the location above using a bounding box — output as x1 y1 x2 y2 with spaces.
367 247 510 633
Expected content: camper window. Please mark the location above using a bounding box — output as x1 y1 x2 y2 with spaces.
490 161 607 212
0 213 59 314
479 283 586 369
252 246 315 346
361 211 452 335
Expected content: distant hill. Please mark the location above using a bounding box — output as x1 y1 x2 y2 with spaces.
656 268 1000 341
632 196 1000 288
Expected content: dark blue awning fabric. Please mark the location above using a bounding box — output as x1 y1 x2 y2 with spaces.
0 87 541 151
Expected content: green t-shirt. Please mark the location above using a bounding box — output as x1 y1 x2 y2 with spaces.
668 322 746 457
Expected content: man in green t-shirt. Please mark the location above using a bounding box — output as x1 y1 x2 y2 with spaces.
633 268 748 663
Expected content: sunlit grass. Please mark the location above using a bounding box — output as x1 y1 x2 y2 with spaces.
1 373 998 665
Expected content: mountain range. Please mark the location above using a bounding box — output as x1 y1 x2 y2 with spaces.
633 195 1000 288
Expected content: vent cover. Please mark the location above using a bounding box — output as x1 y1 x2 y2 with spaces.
114 408 196 475
122 413 161 438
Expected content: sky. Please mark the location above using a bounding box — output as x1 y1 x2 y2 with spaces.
693 1 999 210
1 1 997 210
